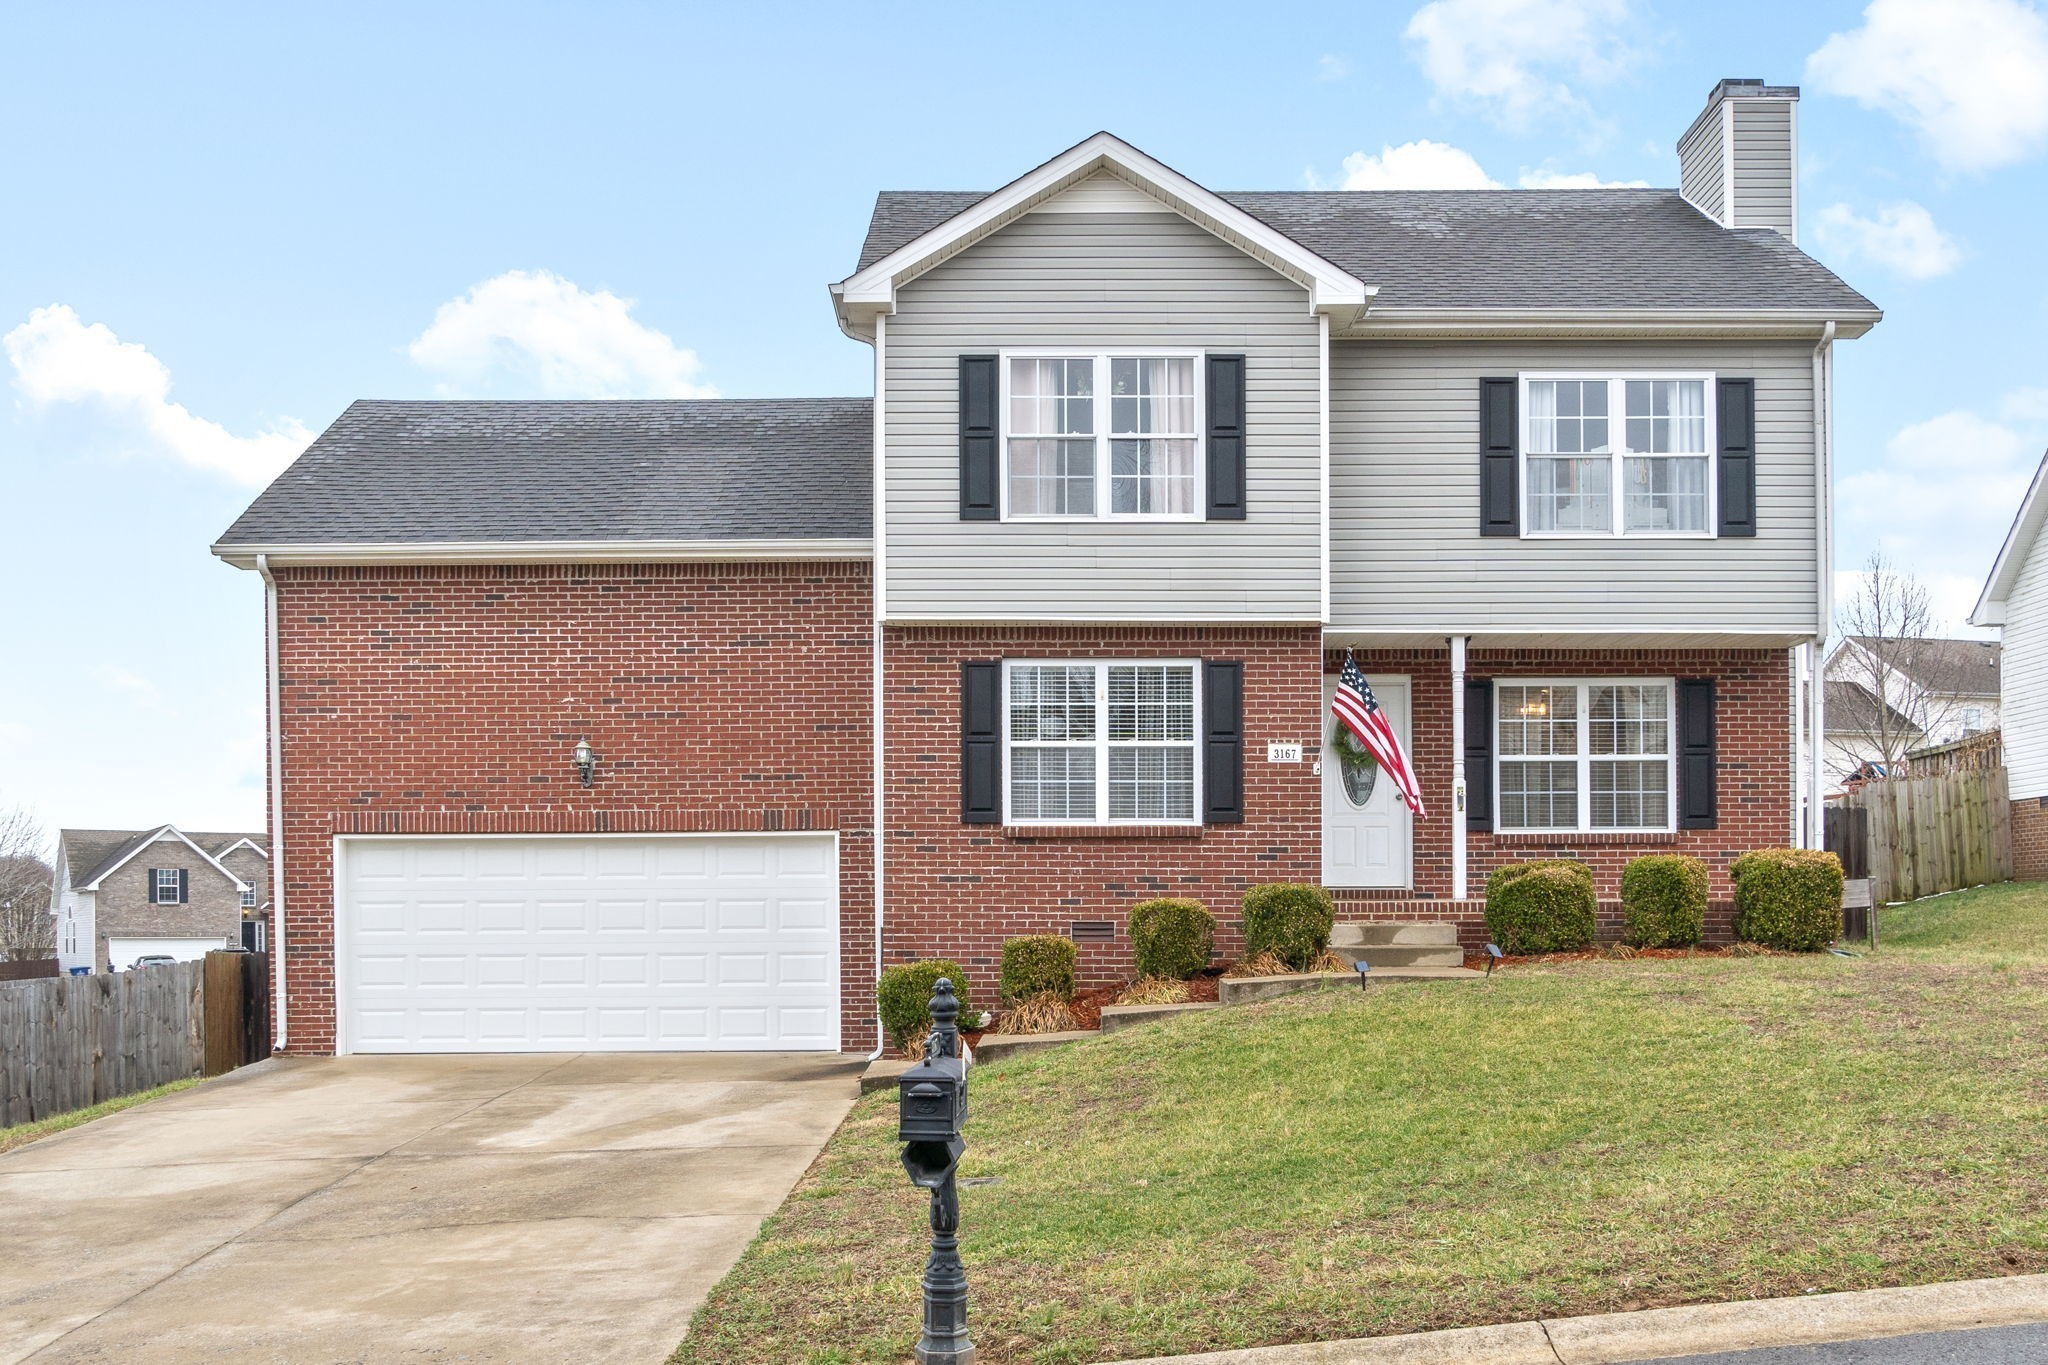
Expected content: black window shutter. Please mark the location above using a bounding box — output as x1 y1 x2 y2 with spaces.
1202 660 1244 823
1479 378 1518 536
145 869 161 903
176 868 189 904
960 661 1003 823
959 355 999 521
1464 678 1494 832
1716 378 1756 537
1205 354 1247 521
1677 677 1718 829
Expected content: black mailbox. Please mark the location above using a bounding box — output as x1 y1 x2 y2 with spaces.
896 975 974 1365
898 1058 966 1142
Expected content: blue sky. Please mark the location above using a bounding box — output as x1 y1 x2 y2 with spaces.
4 0 2046 837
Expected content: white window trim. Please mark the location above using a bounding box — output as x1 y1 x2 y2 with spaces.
1494 677 1679 835
152 868 181 904
1519 372 1718 540
999 349 1206 523
1001 658 1204 826
240 885 258 909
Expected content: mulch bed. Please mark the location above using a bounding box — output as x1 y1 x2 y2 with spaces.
1462 944 1778 970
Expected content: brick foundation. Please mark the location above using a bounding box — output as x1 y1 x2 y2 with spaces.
271 561 876 1053
2014 796 2048 880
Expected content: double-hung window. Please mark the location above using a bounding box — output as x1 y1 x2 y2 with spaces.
240 885 258 909
152 868 180 904
1496 680 1676 833
1523 374 1713 536
1005 354 1200 518
1004 661 1200 823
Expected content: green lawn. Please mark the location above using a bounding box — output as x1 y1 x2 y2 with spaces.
0 1078 202 1158
676 882 2048 1365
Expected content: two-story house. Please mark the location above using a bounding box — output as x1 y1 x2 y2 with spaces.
1822 635 2002 784
214 79 1877 1056
52 825 268 973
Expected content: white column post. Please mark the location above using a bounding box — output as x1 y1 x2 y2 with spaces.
1450 635 1469 900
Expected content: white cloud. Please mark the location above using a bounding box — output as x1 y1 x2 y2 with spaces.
408 269 715 399
1316 140 1503 190
1838 407 2039 630
1316 54 1351 81
1806 0 2048 172
1812 202 1964 280
93 666 163 711
1516 168 1651 188
3 305 310 486
1403 0 1635 127
2000 387 2048 422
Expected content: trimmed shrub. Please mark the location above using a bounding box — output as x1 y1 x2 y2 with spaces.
1240 883 1336 971
877 959 973 1051
1620 854 1708 948
1127 898 1215 980
1484 861 1596 954
999 935 1077 1004
1731 848 1844 952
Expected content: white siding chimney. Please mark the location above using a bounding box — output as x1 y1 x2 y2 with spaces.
1677 78 1799 241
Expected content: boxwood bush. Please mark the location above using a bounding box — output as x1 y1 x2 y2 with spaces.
1240 883 1336 971
1731 848 1844 952
999 935 1077 1003
1484 859 1596 954
1127 898 1215 980
876 959 972 1050
1620 853 1708 947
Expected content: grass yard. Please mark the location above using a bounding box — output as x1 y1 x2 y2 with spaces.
0 1078 202 1158
676 882 2048 1365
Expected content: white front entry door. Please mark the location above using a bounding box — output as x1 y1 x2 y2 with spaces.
1322 675 1414 889
337 833 839 1054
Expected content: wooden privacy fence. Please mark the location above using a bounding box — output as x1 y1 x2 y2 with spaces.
1826 766 2015 904
0 951 271 1127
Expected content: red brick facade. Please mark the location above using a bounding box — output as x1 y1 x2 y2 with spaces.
2014 797 2048 880
270 561 875 1053
269 564 1797 1051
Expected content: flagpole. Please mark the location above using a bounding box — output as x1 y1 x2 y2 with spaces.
1450 635 1468 901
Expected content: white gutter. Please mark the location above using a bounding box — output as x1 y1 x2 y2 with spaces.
1809 321 1837 847
869 314 887 1061
1450 635 1468 899
255 554 287 1050
212 537 873 570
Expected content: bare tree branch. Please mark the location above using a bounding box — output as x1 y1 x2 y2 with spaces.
1831 550 1979 776
0 808 55 963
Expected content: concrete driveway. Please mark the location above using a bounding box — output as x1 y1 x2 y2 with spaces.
0 1052 863 1364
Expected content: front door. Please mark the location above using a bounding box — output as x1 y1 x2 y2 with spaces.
1321 675 1413 889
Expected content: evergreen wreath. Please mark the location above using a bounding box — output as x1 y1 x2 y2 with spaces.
1330 719 1380 773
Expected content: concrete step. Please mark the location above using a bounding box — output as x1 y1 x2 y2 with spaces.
1327 943 1466 969
1330 921 1461 948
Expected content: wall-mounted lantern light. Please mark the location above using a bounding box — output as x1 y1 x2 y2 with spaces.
573 737 597 788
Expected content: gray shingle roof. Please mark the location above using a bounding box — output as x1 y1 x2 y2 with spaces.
216 399 873 548
856 188 1877 313
60 828 265 887
1846 637 2003 699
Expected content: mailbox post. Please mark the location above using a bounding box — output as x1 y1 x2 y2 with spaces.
898 978 974 1365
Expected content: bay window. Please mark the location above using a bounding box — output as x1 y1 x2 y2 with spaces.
1496 680 1675 832
1523 374 1713 536
1006 353 1200 519
1005 660 1199 823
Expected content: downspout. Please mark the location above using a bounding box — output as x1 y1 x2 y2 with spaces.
1449 636 1468 899
868 314 887 1061
1809 321 1837 847
255 554 287 1050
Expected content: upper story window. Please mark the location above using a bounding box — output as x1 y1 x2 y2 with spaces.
1496 680 1675 833
1523 375 1713 537
152 868 181 904
1005 353 1201 519
1004 660 1200 824
240 885 258 909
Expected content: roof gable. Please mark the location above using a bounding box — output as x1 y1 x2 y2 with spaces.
832 132 1372 340
62 825 258 893
1973 449 2048 626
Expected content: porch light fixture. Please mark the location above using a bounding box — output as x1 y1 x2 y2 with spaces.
573 737 596 788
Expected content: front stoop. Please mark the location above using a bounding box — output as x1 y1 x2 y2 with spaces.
1328 921 1465 970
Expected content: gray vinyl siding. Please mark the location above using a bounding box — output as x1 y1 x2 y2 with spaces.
882 211 1322 621
1678 111 1725 223
2003 533 2048 798
1731 101 1795 236
1330 339 1819 636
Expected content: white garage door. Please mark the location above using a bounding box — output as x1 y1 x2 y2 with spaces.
338 834 839 1054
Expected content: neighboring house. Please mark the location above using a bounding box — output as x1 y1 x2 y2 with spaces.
51 827 268 973
214 78 1879 1056
1973 448 2048 878
1821 637 2001 784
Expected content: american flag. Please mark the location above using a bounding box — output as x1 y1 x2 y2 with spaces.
1332 651 1426 816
